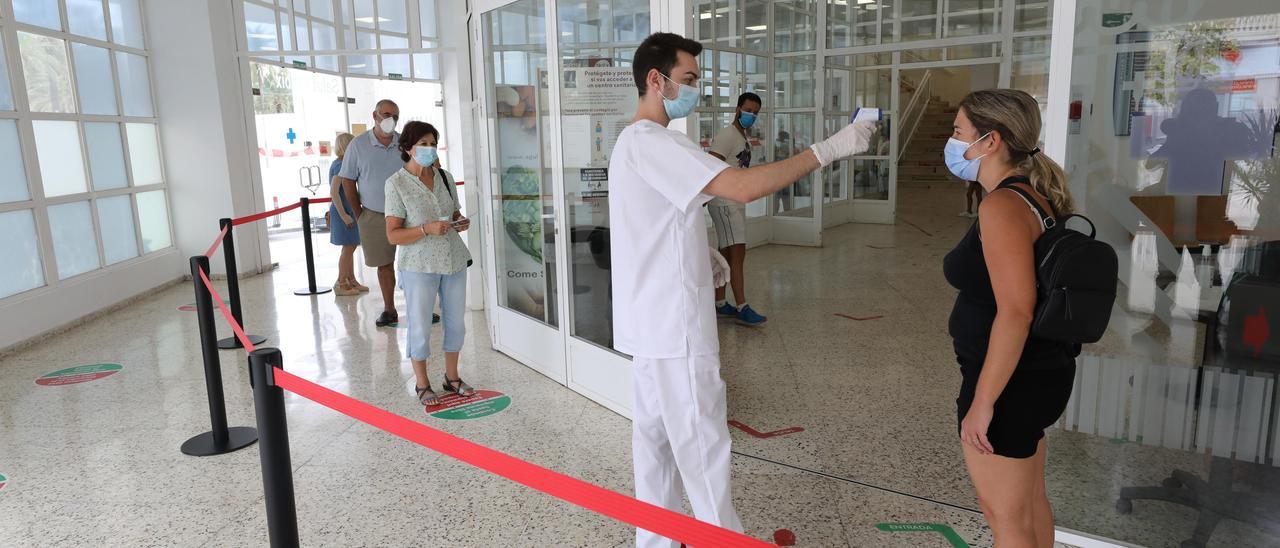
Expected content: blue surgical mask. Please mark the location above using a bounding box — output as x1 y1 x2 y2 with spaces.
739 112 757 129
659 72 700 120
944 132 991 182
414 146 438 167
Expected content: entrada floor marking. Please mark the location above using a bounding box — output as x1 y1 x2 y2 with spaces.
36 364 123 386
875 523 969 548
728 420 804 439
834 313 884 321
425 390 511 420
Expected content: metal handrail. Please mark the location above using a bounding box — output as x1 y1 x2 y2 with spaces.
897 70 933 162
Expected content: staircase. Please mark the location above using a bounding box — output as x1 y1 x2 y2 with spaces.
897 100 962 188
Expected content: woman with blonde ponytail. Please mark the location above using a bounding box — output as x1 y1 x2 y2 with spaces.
942 89 1078 548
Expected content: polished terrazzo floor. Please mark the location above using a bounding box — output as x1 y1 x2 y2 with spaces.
2 182 1277 547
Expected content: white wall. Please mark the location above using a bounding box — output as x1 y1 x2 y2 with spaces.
148 0 267 277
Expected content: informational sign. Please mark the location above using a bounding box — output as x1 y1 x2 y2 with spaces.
36 364 122 386
580 168 608 198
388 73 404 81
292 60 307 69
1102 12 1132 28
425 390 511 420
559 68 637 169
319 141 331 156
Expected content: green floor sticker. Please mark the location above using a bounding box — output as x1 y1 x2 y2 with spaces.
426 390 511 420
0 472 7 491
36 364 122 386
876 523 969 548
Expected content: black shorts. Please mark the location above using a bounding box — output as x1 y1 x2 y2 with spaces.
956 358 1076 459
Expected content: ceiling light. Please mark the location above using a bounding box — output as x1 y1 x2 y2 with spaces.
355 16 391 24
746 25 767 31
247 33 277 39
858 0 875 4
349 63 367 68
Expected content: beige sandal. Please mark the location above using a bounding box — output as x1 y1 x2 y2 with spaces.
334 279 360 296
347 277 370 293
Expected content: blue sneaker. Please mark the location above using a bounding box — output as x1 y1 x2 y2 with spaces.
736 305 767 326
716 303 740 318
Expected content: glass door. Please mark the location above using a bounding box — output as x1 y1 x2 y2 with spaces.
248 62 348 265
477 0 567 384
554 0 652 416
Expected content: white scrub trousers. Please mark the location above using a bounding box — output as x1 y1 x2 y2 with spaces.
632 354 743 547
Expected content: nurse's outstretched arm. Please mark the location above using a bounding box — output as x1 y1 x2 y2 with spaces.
703 120 875 204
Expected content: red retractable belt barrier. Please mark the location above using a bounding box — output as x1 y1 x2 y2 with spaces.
271 369 773 547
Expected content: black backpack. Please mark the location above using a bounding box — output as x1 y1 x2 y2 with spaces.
999 181 1118 344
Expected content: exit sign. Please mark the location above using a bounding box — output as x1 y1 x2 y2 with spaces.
292 60 307 69
388 73 404 81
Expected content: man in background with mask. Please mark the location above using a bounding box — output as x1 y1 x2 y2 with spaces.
707 92 766 326
611 32 875 547
336 99 406 327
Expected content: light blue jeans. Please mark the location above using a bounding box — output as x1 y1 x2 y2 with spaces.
399 269 467 361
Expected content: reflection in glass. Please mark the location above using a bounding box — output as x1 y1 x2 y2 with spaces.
0 210 45 299
774 113 815 217
72 44 118 116
67 0 109 40
84 122 128 191
18 32 76 114
1058 5 1280 546
108 0 146 49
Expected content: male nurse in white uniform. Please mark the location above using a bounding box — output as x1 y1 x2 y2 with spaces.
610 32 875 547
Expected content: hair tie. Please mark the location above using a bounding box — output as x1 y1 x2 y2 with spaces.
1027 147 1041 158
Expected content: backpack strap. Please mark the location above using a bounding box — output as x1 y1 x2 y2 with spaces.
997 181 1056 232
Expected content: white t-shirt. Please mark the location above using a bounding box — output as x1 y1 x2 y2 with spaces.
609 120 731 359
707 125 751 207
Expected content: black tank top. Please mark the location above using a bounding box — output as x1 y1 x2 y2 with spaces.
942 176 1076 369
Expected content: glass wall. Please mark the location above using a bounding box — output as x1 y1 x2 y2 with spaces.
1058 3 1280 546
0 0 171 302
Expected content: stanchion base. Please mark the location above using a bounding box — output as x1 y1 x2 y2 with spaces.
181 426 258 456
218 334 269 350
294 286 333 296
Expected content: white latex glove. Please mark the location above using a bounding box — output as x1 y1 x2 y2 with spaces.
709 247 730 288
809 120 877 167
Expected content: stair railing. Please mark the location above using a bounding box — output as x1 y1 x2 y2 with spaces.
897 69 933 163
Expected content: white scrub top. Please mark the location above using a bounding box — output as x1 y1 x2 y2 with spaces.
609 120 731 359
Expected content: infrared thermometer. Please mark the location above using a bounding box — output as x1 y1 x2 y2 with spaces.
850 107 882 124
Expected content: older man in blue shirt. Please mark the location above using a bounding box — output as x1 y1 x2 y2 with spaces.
335 99 407 327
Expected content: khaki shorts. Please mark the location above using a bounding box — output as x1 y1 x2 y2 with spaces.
357 209 396 267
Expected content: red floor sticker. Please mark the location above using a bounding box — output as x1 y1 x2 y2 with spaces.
0 472 7 492
728 420 804 439
834 313 884 321
773 529 796 546
36 364 122 386
425 390 511 420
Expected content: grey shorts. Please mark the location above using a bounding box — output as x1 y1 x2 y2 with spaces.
356 209 396 267
708 203 747 248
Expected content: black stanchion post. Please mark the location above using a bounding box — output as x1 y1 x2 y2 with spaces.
182 255 259 456
294 198 331 296
217 217 268 350
248 348 300 548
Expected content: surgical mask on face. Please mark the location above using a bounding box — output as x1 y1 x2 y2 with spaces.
944 131 992 182
378 116 397 134
414 146 438 167
739 112 757 129
658 72 700 120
